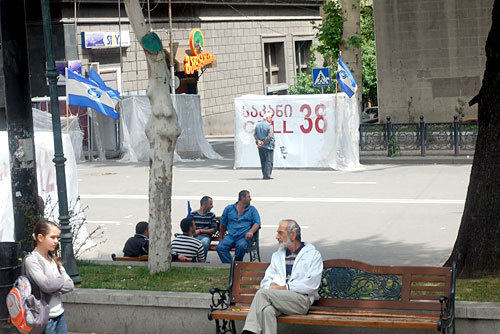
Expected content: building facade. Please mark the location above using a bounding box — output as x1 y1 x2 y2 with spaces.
16 0 323 135
374 0 494 123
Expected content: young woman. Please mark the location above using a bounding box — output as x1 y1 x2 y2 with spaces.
24 220 74 334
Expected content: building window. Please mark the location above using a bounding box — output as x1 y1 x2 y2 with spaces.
263 41 287 94
295 40 312 74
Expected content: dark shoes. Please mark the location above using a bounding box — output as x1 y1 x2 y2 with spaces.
263 176 273 180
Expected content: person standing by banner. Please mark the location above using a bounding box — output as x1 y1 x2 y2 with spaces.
254 112 275 180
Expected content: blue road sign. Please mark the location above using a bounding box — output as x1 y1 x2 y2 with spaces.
312 68 331 87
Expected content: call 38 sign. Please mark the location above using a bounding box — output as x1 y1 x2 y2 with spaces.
234 94 359 169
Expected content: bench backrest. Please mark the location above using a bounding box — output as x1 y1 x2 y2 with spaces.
230 259 453 312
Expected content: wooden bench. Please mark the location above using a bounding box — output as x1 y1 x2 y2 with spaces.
208 259 456 333
111 254 196 262
111 254 148 261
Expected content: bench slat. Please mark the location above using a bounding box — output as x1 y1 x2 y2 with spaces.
113 255 148 261
238 279 261 285
314 299 442 311
236 289 261 294
409 294 442 301
216 306 439 319
211 308 439 329
322 259 451 276
236 271 265 278
410 285 446 292
411 275 448 282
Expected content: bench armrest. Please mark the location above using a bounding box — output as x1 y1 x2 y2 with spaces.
438 262 456 333
208 287 231 320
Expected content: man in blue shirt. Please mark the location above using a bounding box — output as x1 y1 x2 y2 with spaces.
254 112 275 180
216 190 261 263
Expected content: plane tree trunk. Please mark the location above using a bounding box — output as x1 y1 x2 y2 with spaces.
445 0 500 278
123 0 181 274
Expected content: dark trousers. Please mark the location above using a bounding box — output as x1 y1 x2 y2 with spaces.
258 147 274 179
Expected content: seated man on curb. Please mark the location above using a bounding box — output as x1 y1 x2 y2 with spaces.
171 217 205 263
242 219 323 334
123 221 149 257
216 190 261 263
192 195 218 260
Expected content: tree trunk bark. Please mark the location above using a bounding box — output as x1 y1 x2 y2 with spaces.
340 0 362 112
124 0 181 274
445 0 500 278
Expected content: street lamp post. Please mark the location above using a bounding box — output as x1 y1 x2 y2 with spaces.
40 0 81 283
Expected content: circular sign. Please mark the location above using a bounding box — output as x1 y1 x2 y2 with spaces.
189 28 205 56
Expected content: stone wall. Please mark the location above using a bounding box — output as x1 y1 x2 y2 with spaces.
62 288 500 334
373 0 494 123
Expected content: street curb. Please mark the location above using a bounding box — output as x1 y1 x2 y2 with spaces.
360 156 473 165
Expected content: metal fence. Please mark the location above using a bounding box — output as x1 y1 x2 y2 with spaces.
359 116 478 156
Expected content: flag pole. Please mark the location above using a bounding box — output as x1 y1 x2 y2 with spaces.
65 68 69 134
335 73 338 108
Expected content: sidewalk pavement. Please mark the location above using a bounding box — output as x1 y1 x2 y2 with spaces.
205 136 474 166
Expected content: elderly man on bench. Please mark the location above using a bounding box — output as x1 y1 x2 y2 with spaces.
242 219 323 334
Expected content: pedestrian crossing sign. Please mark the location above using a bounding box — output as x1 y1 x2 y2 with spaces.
312 68 331 87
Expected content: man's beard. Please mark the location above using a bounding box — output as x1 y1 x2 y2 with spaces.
278 240 292 251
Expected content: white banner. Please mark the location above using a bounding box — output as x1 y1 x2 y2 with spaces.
234 94 360 170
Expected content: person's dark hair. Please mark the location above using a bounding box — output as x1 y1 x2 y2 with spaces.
135 221 149 234
33 220 62 272
200 196 212 206
180 217 194 233
238 190 249 201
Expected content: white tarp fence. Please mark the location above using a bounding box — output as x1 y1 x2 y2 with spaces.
32 107 84 162
119 95 222 162
234 93 360 170
0 131 92 251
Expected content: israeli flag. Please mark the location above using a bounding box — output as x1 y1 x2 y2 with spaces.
89 68 121 101
337 55 357 98
66 69 119 119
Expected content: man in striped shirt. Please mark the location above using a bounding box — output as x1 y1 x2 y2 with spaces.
192 196 218 260
171 218 205 263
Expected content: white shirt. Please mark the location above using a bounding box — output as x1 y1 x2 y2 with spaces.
260 242 323 304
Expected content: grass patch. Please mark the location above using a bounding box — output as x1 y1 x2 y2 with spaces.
77 262 500 302
456 275 500 302
77 261 229 293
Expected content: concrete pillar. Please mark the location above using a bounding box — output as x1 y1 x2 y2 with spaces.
0 0 40 245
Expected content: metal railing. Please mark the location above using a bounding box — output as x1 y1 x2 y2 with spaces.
359 116 478 156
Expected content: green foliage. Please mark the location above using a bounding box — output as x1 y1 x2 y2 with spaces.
289 54 336 95
312 0 343 66
388 137 400 157
360 3 377 106
456 275 500 302
78 262 230 292
455 98 467 121
291 1 378 105
347 35 363 49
